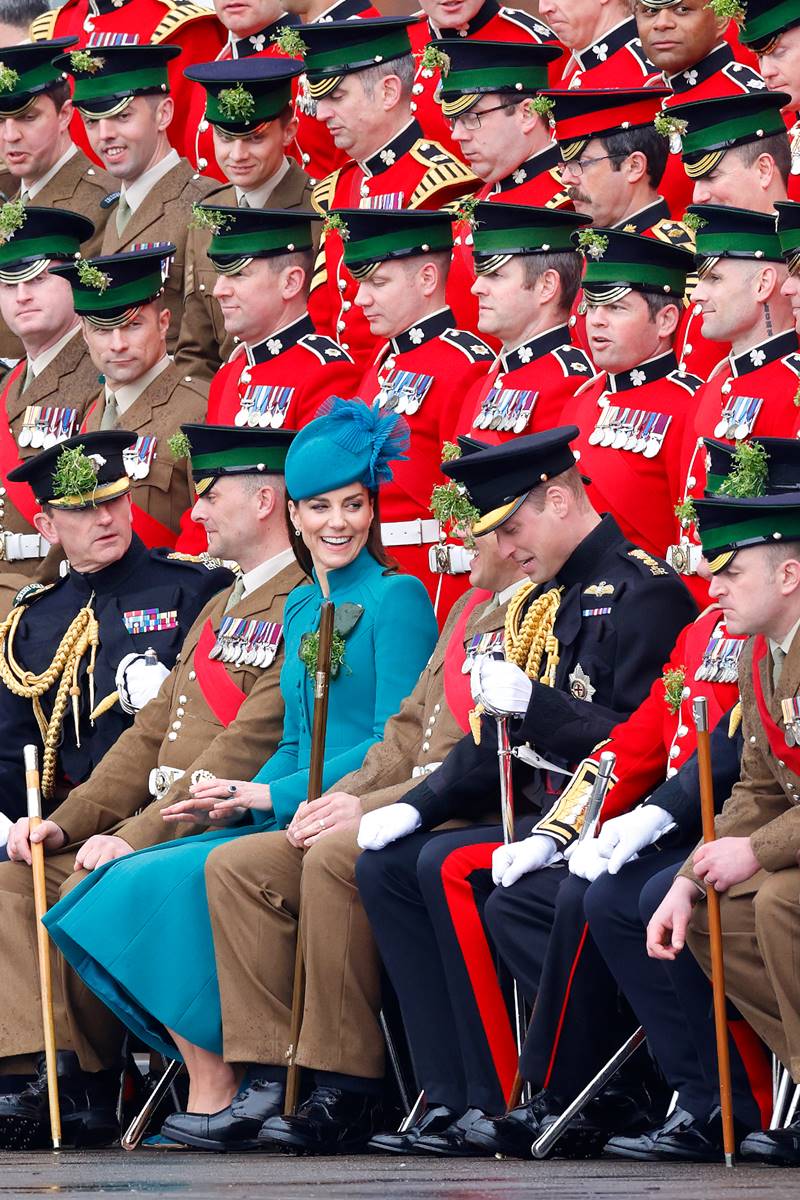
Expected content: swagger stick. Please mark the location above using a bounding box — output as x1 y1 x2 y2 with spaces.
284 600 335 1116
24 743 61 1150
693 696 735 1168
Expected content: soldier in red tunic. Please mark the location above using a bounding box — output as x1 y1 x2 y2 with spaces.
459 203 593 443
741 0 800 199
543 0 656 89
339 206 493 614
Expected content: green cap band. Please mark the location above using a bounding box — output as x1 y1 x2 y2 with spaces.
582 259 689 291
204 86 290 127
741 0 797 44
192 446 290 472
208 227 313 258
0 234 79 265
0 60 63 101
695 228 783 259
73 65 167 103
305 28 410 75
441 64 547 95
699 511 800 552
682 106 787 157
71 268 164 313
344 224 452 264
474 223 579 255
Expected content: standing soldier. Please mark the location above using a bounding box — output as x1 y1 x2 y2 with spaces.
544 0 656 89
0 204 98 611
743 0 800 196
459 203 593 443
55 43 215 352
176 58 314 384
28 0 224 171
52 246 208 551
341 207 492 612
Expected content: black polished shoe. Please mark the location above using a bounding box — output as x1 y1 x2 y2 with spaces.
534 1081 661 1161
605 1106 725 1162
161 1074 284 1152
741 1118 800 1166
465 1090 557 1158
0 1051 118 1150
412 1107 491 1156
257 1086 382 1154
368 1105 460 1154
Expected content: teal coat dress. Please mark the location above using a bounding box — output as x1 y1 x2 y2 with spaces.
44 548 437 1059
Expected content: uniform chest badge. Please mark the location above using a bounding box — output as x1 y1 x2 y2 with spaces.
474 386 538 434
124 608 178 635
695 624 744 683
780 697 800 747
461 630 504 674
584 581 614 598
377 369 434 415
713 394 763 440
236 385 294 429
123 435 157 480
18 405 79 449
210 616 283 667
569 663 595 702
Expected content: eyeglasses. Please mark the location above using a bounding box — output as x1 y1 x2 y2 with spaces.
556 153 624 178
447 100 520 132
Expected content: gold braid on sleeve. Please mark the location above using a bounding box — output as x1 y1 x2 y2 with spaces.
0 600 100 798
468 584 562 744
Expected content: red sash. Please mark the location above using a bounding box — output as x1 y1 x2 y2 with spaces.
195 617 248 727
443 588 492 733
0 362 41 529
751 635 800 775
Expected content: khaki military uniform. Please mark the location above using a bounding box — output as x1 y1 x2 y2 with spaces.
0 559 304 1072
0 331 99 614
82 362 209 543
682 632 800 1082
175 162 316 384
99 158 214 354
205 587 512 1076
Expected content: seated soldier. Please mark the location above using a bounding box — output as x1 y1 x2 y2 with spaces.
543 0 656 89
0 425 303 1149
743 0 800 196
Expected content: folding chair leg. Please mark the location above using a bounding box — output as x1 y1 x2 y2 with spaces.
770 1066 792 1130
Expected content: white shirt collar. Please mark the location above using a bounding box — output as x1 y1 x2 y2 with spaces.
23 143 78 201
29 325 80 378
106 355 171 415
121 148 181 214
241 546 297 598
235 157 290 209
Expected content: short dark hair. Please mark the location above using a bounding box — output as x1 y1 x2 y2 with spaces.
266 249 315 293
733 133 791 187
286 490 399 575
599 125 669 189
520 251 583 312
643 291 682 323
764 539 800 570
0 0 48 31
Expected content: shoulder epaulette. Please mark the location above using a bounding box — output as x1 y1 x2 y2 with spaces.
497 6 555 40
408 141 477 206
310 243 327 293
12 581 56 608
440 328 493 362
553 345 593 377
161 549 228 572
650 218 695 252
311 171 340 215
152 0 216 42
626 547 669 577
782 351 800 379
668 368 703 394
29 9 58 39
298 333 353 363
624 38 653 76
722 61 768 93
441 191 477 216
545 181 572 209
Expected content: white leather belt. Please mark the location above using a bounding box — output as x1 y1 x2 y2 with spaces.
148 766 185 801
665 542 702 576
381 519 440 547
412 761 442 779
1 532 50 561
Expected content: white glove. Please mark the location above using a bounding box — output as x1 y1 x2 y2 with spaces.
357 802 422 851
471 655 532 717
567 836 611 882
595 804 675 875
115 652 170 714
0 811 11 847
492 834 558 886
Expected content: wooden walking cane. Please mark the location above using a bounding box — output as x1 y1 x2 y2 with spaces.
692 696 736 1168
284 600 335 1116
24 743 62 1150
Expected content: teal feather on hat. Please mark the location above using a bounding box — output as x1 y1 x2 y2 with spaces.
316 397 409 489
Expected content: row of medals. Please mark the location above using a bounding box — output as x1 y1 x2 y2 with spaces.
234 386 294 429
376 371 432 415
694 630 743 684
588 404 671 458
17 406 78 449
473 387 536 434
712 396 761 441
210 616 282 667
781 697 800 746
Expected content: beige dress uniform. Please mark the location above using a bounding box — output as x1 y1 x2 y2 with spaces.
681 628 800 1083
0 148 118 363
174 160 316 384
204 585 515 1078
0 556 304 1072
99 151 214 353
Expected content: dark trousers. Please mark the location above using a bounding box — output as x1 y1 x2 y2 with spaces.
585 850 771 1129
357 824 530 1115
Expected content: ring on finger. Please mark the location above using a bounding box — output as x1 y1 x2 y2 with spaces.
319 818 326 830
229 784 238 795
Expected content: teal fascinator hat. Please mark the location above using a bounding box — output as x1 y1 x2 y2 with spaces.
285 398 410 501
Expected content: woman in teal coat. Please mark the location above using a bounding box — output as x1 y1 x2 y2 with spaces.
44 398 437 1111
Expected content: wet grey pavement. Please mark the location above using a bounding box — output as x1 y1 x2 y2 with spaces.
0 1152 796 1198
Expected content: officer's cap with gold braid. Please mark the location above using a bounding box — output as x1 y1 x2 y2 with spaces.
0 204 94 284
741 0 800 52
0 37 77 116
184 58 303 136
542 86 671 162
687 203 783 278
50 245 175 328
200 206 315 275
665 90 789 179
284 16 417 101
337 207 453 280
471 202 590 276
182 423 296 498
575 226 693 304
7 430 135 510
775 200 800 276
431 39 562 119
52 44 180 118
442 425 582 536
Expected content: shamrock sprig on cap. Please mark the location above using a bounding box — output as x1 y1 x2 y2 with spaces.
718 439 768 499
77 260 112 294
0 63 20 94
0 197 26 245
218 83 256 123
52 444 101 501
70 50 104 74
272 25 308 57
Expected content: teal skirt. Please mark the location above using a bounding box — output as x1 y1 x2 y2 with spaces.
44 824 266 1060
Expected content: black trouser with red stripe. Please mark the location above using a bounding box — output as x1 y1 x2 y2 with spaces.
356 822 536 1116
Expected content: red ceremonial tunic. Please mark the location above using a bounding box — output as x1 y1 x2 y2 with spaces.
558 16 657 90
